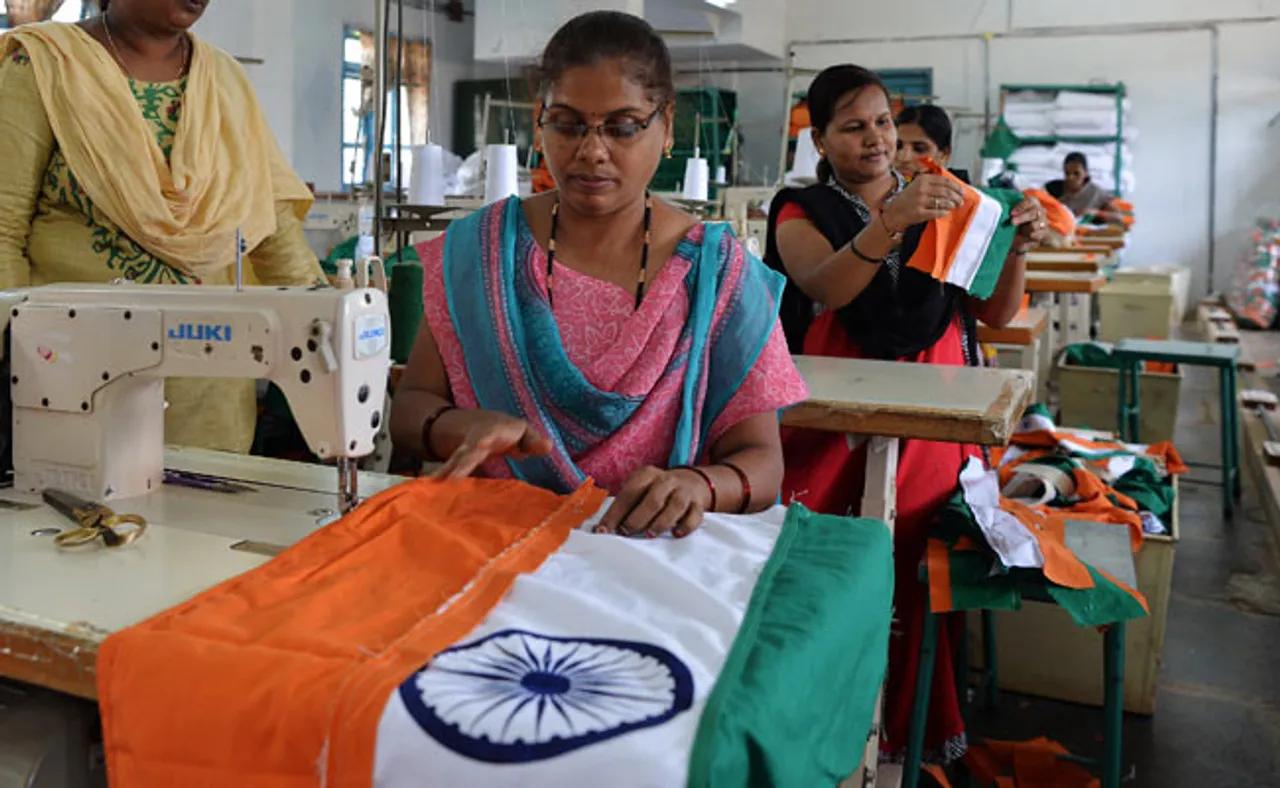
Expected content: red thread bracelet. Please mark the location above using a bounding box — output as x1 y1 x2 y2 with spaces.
678 465 717 513
720 460 752 514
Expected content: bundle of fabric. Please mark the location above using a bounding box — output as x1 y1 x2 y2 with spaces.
927 405 1185 626
1226 218 1280 329
96 478 894 788
1006 141 1135 195
926 455 1150 628
994 404 1186 537
903 158 1024 299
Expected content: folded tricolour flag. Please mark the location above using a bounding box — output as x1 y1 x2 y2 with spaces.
905 158 1024 299
97 478 894 787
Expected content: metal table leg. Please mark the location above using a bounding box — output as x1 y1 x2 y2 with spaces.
1102 621 1126 788
903 609 939 788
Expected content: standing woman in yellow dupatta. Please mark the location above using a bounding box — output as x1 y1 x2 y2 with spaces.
0 0 324 453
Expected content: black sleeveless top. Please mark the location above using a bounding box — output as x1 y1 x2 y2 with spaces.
763 182 978 365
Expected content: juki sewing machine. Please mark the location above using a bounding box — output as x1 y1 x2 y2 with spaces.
0 279 391 515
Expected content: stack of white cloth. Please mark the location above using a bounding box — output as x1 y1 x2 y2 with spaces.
1001 89 1136 194
1003 90 1134 142
1008 143 1135 193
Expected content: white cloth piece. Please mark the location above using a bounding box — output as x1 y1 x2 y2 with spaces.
1140 511 1168 536
959 457 1045 570
1055 91 1126 111
373 507 789 788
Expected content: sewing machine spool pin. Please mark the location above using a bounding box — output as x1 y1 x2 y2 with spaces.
235 229 245 292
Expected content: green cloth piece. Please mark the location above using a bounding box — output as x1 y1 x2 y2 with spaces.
390 263 425 363
967 187 1026 300
1024 402 1054 422
687 505 893 788
932 492 1149 628
980 121 1021 160
1063 341 1120 369
1113 464 1176 524
321 237 418 274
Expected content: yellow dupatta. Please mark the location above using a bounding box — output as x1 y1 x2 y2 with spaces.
2 22 312 281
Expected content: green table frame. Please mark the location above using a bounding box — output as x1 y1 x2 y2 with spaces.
1113 339 1240 517
903 579 1128 788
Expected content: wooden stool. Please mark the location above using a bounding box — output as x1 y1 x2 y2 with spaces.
1112 338 1240 517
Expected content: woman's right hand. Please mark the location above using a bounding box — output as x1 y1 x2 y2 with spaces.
882 173 966 231
430 410 554 481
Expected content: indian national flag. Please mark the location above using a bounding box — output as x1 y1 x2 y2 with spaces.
96 478 893 787
905 159 1024 299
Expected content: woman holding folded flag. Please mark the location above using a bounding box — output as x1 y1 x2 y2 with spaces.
764 65 1050 772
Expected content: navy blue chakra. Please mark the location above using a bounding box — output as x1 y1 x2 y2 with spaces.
398 629 695 763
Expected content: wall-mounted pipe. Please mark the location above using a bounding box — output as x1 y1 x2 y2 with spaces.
788 15 1280 47
1208 25 1220 296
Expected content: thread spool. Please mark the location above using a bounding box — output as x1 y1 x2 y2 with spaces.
389 263 425 364
682 157 710 202
409 144 447 206
484 144 520 205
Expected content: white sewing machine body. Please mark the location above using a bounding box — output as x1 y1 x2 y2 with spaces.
0 283 391 504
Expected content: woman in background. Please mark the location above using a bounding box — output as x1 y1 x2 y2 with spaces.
894 103 970 183
391 11 806 538
765 64 1048 775
1045 151 1119 220
0 0 323 453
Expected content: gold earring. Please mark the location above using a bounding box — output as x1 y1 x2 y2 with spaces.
664 142 673 159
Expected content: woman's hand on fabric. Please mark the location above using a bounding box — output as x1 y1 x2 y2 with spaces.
595 467 711 539
882 173 965 230
1011 196 1050 246
430 411 553 481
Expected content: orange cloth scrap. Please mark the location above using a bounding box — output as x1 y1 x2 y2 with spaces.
1024 188 1077 238
923 737 1102 787
789 99 810 140
97 478 606 788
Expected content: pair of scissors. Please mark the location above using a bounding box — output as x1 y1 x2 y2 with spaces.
41 489 147 549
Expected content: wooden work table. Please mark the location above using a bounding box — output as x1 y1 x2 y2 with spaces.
1024 271 1106 346
1025 252 1104 274
1024 271 1107 294
977 307 1050 347
4 360 1032 788
0 450 409 701
978 308 1053 406
783 356 1034 446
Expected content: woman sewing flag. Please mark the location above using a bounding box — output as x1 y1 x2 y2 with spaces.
0 0 324 453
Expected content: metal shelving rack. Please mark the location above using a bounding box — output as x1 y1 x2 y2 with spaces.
998 82 1128 197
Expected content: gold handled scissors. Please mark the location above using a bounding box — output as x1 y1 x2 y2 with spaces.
42 489 147 549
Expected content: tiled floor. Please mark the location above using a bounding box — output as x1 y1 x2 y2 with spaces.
962 352 1280 786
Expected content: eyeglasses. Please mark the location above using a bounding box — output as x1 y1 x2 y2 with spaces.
537 102 667 145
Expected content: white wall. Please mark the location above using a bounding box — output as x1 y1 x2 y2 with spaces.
193 0 295 163
783 0 1280 298
291 0 501 193
197 0 497 193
